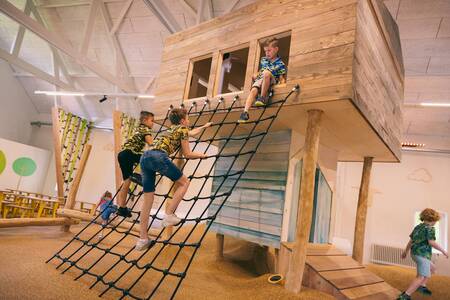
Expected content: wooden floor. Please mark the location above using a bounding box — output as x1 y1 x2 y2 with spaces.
281 243 400 299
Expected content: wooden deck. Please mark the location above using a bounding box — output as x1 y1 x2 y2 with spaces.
279 243 399 299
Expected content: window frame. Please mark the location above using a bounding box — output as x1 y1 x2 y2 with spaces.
183 53 214 101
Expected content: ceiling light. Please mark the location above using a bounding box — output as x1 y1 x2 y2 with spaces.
35 90 85 97
99 95 108 103
402 142 426 148
419 102 450 107
137 95 155 99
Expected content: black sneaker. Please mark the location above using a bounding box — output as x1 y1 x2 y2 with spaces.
418 286 432 296
117 206 132 218
238 112 249 123
397 292 411 300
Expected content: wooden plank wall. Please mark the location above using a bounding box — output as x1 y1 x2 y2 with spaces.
352 0 404 160
208 130 291 248
154 0 358 114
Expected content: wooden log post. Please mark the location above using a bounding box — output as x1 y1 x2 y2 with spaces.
285 109 323 293
0 217 79 228
62 144 92 231
352 156 374 264
51 107 64 199
113 110 123 190
216 233 224 259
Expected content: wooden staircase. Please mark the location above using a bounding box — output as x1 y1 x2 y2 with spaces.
278 243 400 299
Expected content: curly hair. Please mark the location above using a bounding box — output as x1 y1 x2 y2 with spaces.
169 108 187 125
420 208 441 222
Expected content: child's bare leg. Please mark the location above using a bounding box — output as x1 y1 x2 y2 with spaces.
405 276 426 295
244 87 259 112
117 179 131 208
166 176 190 215
139 192 154 239
260 70 273 97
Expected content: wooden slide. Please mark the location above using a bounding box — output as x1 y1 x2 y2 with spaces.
279 243 399 299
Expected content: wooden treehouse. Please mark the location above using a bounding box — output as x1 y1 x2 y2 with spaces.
151 0 403 298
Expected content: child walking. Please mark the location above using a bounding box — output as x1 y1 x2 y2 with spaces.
238 37 287 123
398 208 448 299
116 111 154 218
135 108 211 251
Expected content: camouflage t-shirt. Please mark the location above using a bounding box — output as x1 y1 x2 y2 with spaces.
255 56 287 82
410 223 436 260
122 124 153 154
152 125 189 155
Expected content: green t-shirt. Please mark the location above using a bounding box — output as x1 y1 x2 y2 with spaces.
152 125 189 155
122 124 153 154
410 222 436 260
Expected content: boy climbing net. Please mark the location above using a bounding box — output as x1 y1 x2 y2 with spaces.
238 37 286 123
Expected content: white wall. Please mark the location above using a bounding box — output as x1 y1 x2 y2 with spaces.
0 60 38 144
333 151 450 275
0 138 51 193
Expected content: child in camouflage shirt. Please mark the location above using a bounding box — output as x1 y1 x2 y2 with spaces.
116 111 154 218
398 208 448 300
135 108 211 251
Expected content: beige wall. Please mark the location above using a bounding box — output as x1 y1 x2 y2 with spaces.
334 151 450 275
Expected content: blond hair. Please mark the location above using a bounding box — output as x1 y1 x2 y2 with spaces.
420 208 441 222
264 37 279 48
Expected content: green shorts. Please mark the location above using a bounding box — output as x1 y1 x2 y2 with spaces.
411 254 432 278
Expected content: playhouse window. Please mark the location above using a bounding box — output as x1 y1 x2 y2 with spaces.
256 32 291 82
186 55 213 99
216 47 249 95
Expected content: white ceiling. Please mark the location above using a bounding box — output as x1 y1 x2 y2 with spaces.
0 0 449 148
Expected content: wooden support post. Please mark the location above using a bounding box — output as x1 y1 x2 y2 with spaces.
0 217 79 228
113 110 123 190
51 107 64 199
352 156 373 264
62 144 92 231
216 233 224 259
285 110 323 294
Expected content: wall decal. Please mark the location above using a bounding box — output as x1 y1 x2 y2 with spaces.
407 168 432 183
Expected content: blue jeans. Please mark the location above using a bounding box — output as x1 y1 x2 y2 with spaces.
100 200 117 221
140 150 183 193
412 254 433 278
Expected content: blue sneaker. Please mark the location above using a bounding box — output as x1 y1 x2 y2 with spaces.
238 112 249 123
418 286 432 296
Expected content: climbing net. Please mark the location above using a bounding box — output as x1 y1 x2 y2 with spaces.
47 85 300 299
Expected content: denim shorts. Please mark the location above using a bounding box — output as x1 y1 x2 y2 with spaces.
100 200 117 221
411 254 432 278
140 149 183 192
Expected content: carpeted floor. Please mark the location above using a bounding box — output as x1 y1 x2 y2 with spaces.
0 224 332 300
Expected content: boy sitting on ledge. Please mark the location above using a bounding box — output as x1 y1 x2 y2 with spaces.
238 37 287 123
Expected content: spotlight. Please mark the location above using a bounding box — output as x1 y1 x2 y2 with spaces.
99 95 108 103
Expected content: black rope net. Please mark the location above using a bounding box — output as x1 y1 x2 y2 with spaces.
47 85 300 300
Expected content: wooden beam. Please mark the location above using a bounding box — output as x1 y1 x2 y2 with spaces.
63 144 92 231
80 0 100 56
216 233 224 259
177 0 197 19
57 208 158 236
352 156 373 264
0 48 73 90
51 107 65 200
110 0 133 35
35 0 124 9
0 217 79 228
10 0 31 57
285 109 323 294
98 0 137 91
225 0 240 14
113 110 123 190
143 0 182 34
0 0 135 92
205 0 213 20
196 0 205 24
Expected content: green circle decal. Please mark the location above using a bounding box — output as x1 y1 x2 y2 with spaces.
13 157 37 176
0 150 5 175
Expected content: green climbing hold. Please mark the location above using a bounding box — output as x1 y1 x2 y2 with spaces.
13 157 37 176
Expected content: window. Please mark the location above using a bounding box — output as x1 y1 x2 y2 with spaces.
256 32 291 82
414 211 448 253
185 55 213 99
215 47 249 95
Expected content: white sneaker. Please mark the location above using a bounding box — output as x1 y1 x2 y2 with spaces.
98 232 104 239
135 238 152 251
162 214 181 227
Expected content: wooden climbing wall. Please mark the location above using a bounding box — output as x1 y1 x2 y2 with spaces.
54 108 92 199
